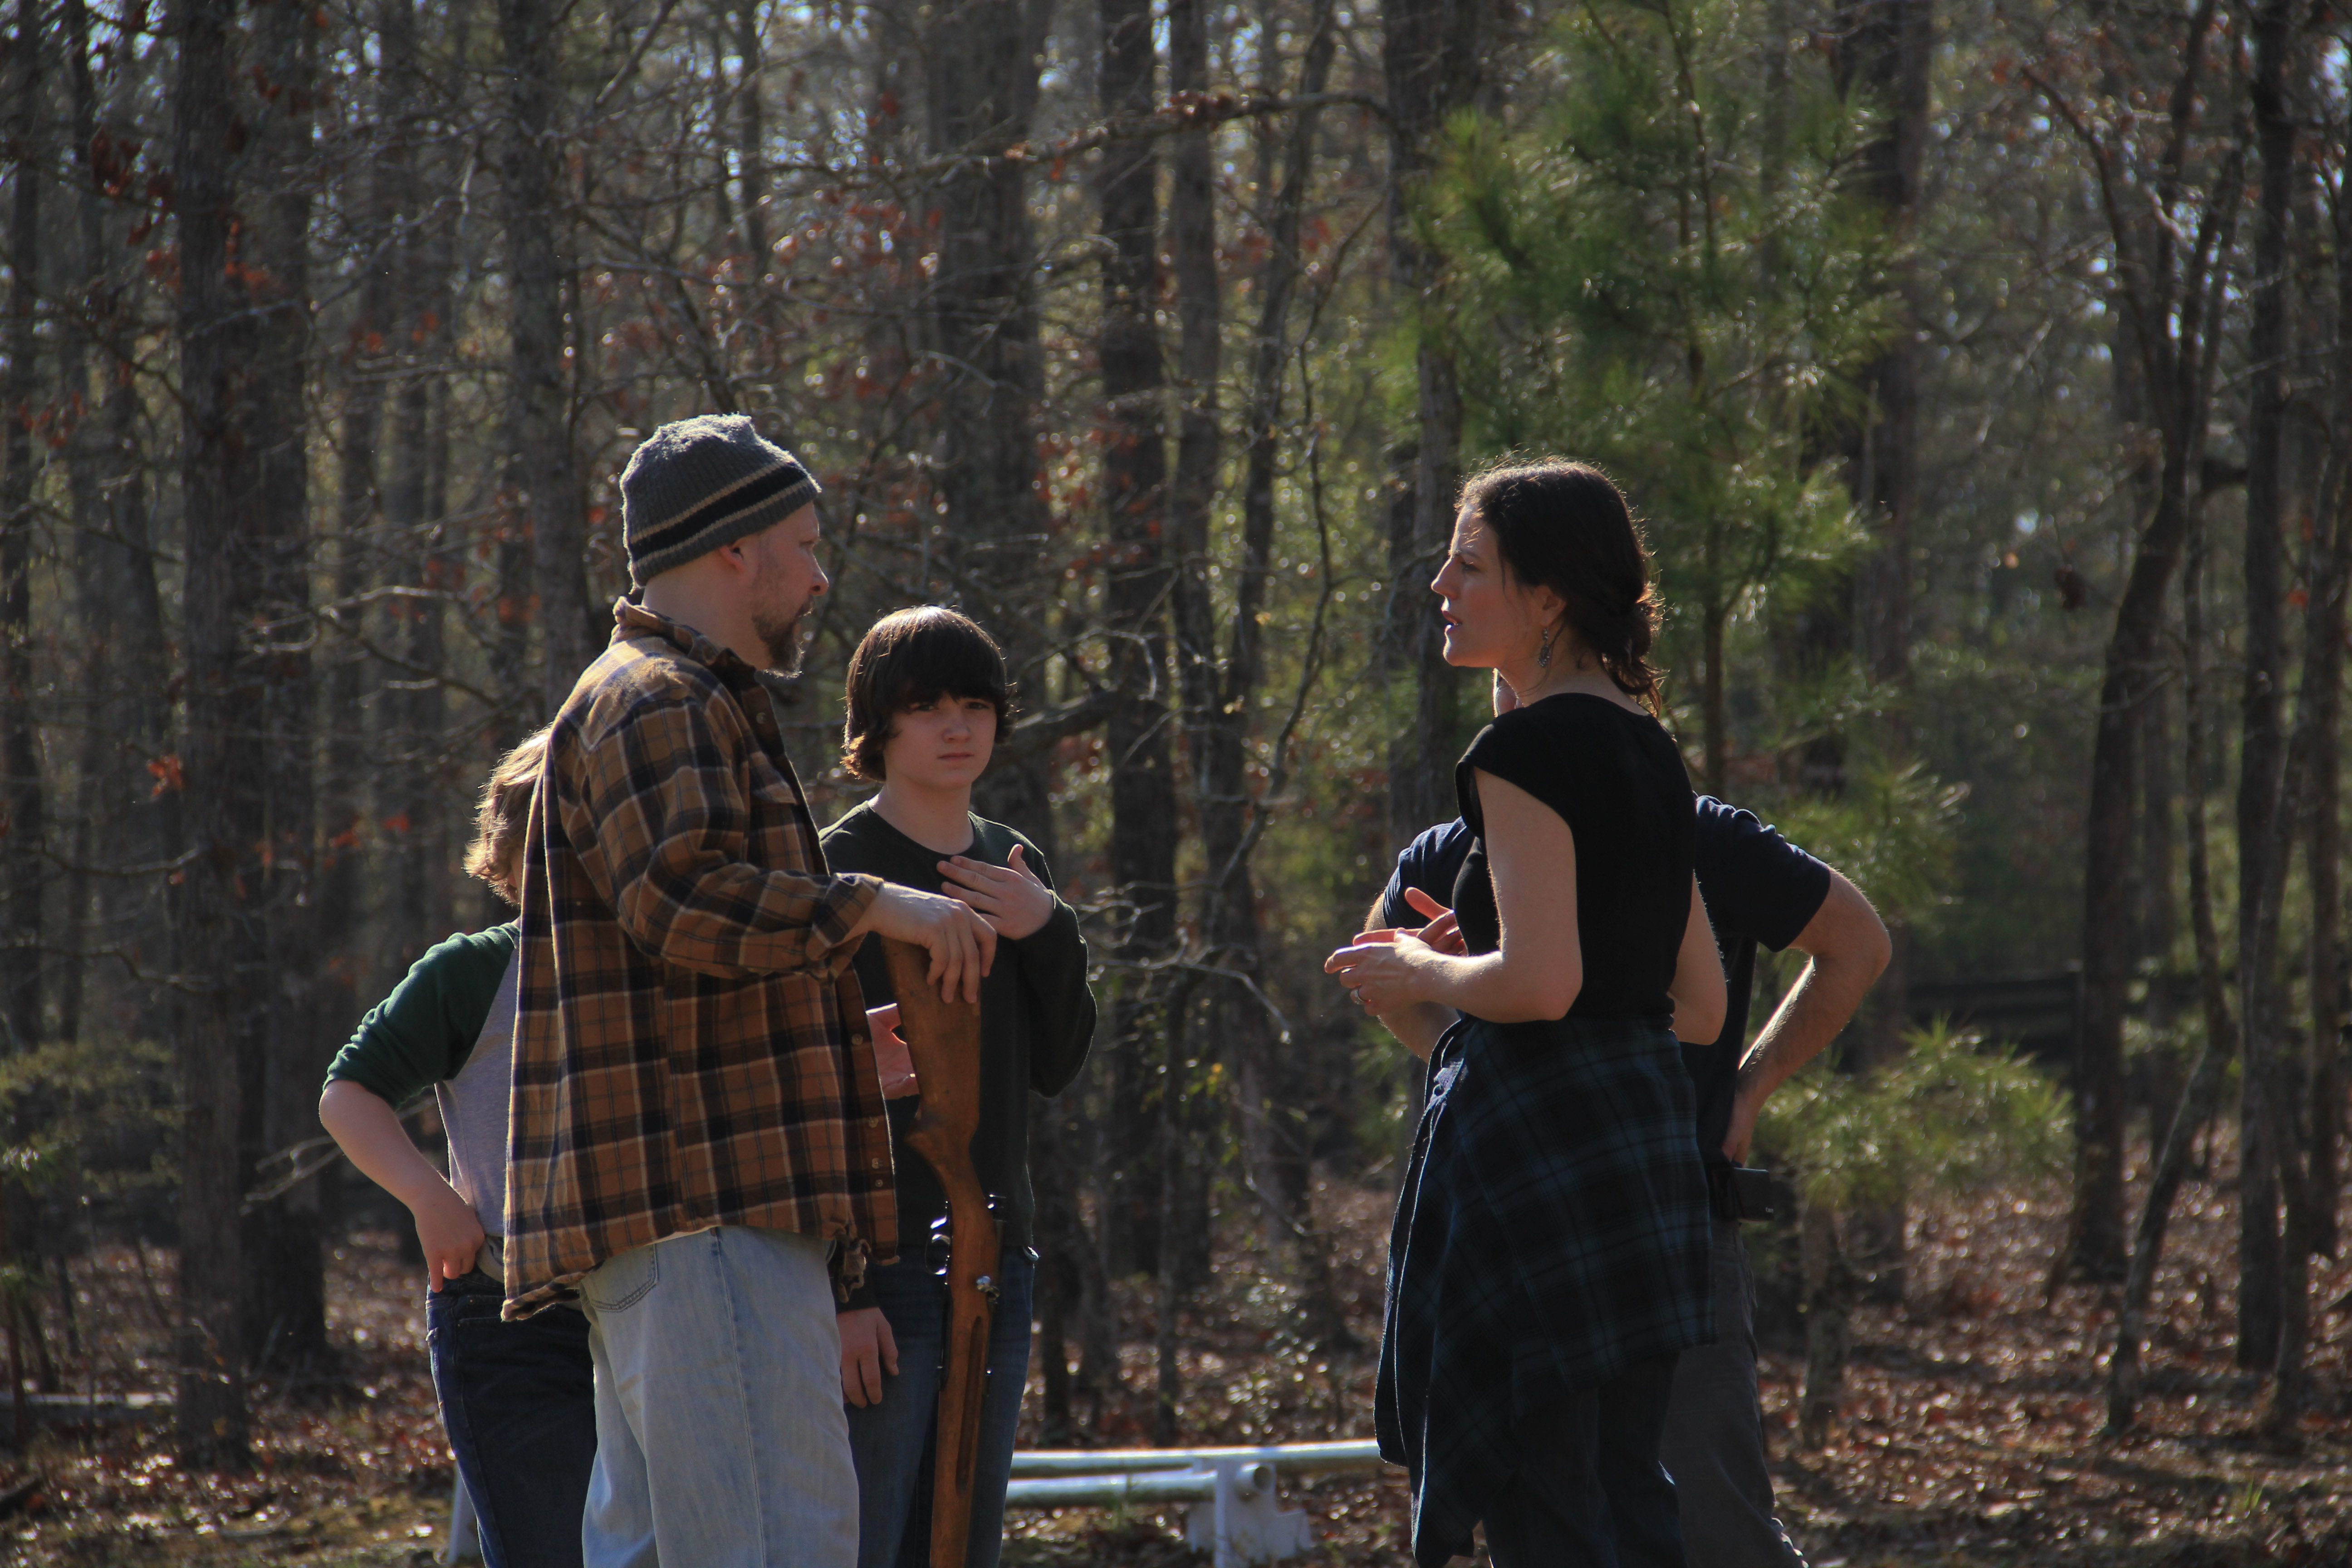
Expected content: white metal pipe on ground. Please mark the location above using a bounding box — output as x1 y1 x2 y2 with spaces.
1008 1440 1382 1477
1003 1463 1272 1508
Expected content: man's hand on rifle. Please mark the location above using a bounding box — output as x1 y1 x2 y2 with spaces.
857 883 998 1003
838 1306 900 1406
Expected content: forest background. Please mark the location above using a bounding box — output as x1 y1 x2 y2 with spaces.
4 0 2352 1558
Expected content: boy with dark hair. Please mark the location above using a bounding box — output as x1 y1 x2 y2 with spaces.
823 605 1097 1568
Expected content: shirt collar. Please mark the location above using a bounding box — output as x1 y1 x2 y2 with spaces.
610 597 808 709
612 596 750 680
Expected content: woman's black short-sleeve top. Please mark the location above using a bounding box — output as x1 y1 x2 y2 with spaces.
1450 693 1696 1019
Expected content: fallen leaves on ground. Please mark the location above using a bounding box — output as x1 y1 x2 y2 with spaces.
4 1129 2347 1565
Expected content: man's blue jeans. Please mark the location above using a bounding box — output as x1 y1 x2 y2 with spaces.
426 1269 597 1568
845 1250 1034 1568
579 1226 857 1568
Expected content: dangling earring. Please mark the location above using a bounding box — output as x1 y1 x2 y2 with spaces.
1538 623 1554 669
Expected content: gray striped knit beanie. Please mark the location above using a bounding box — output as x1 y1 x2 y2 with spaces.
620 415 822 587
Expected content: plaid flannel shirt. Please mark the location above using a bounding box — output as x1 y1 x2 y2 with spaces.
502 600 895 1319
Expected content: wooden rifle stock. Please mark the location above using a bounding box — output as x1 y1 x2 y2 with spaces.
878 939 1000 1568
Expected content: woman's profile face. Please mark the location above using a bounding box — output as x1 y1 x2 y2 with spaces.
1431 507 1550 671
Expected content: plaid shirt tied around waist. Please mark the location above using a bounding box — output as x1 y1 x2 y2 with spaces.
1377 1012 1714 1566
503 600 895 1319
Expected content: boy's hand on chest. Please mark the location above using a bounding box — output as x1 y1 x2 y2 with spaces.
938 844 1055 940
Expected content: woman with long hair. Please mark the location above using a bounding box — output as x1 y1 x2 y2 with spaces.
1328 459 1725 1566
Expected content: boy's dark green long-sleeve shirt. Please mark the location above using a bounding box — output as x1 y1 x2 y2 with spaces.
820 803 1096 1308
323 924 519 1106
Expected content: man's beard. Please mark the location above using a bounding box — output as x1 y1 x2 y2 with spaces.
751 593 814 675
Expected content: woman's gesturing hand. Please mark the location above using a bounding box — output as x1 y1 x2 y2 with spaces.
939 843 1055 940
1325 927 1440 1014
1401 886 1465 955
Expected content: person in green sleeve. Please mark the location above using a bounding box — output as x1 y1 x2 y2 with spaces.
822 607 1097 1568
318 729 593 1568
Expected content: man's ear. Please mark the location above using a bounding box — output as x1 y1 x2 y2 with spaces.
709 539 754 579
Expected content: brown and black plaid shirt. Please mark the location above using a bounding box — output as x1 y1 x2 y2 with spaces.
503 600 896 1318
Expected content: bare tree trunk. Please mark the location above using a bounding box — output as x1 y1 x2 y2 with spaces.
319 2 399 1032
1830 0 1927 712
2305 164 2352 1276
383 0 459 973
2064 1 2235 1294
1080 0 1175 1412
924 0 1055 858
1029 1098 1113 1438
1797 1193 1852 1448
2264 109 2345 1438
1152 985 1196 1446
499 0 590 711
232 0 330 1378
1214 0 1340 1347
1094 0 1179 1303
1829 0 1931 1299
1381 0 1479 853
171 0 254 1465
2139 676 2184 1134
1 0 49 1057
2265 470 2345 1440
83 9 172 1043
2108 494 2242 1432
734 0 768 267
2234 0 2296 1370
57 0 106 1052
1141 0 1223 1430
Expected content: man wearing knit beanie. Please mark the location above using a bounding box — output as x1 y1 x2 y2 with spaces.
505 415 1000 1568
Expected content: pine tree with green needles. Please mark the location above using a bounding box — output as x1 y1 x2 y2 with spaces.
1423 0 1897 789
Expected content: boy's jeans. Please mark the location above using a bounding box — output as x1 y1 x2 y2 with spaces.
579 1226 857 1568
426 1269 597 1568
844 1251 1034 1568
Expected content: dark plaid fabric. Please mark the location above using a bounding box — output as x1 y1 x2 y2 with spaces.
503 600 895 1319
1377 1014 1713 1567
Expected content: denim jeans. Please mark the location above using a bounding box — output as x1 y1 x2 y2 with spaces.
578 1226 856 1568
1659 1220 1809 1568
1480 1354 1685 1568
844 1250 1034 1568
426 1269 597 1568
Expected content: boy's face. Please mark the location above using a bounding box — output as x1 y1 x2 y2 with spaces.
880 694 998 794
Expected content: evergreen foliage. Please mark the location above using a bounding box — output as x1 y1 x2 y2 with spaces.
1424 0 1896 769
1757 1020 2074 1213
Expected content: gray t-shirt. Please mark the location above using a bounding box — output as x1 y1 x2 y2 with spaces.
434 953 520 1236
